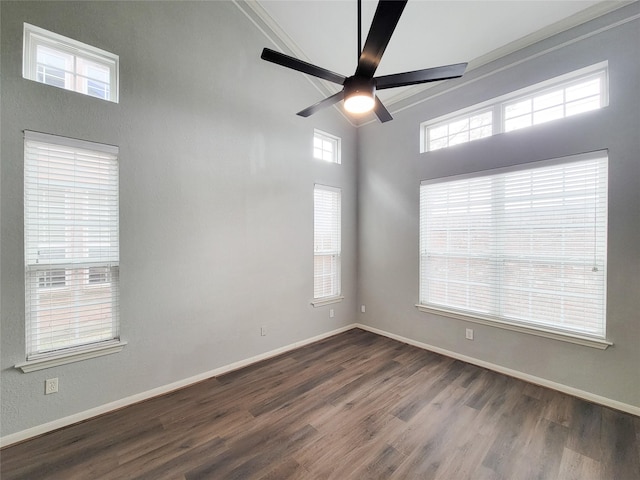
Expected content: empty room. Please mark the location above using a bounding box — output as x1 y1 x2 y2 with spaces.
1 1 639 478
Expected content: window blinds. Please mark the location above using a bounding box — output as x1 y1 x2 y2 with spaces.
314 185 341 299
420 153 608 338
24 131 120 358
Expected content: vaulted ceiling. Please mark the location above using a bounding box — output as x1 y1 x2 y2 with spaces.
250 1 627 107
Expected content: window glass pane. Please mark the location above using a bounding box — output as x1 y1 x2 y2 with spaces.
566 96 601 116
313 130 340 164
469 111 492 129
533 90 563 110
505 115 532 132
429 137 449 151
448 118 469 134
533 105 564 125
429 124 448 140
505 99 531 119
566 78 600 102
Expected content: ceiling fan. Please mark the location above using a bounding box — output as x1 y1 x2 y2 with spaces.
260 0 468 123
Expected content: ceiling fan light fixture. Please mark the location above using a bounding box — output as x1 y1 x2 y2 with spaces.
343 76 375 114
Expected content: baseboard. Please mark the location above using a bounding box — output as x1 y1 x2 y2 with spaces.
354 323 640 417
4 321 637 448
0 324 356 448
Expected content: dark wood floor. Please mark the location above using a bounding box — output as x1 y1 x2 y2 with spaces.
2 328 639 480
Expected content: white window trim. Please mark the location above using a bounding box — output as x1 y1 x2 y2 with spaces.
23 23 119 103
420 61 608 153
310 296 344 307
313 129 341 164
15 340 127 373
417 151 610 349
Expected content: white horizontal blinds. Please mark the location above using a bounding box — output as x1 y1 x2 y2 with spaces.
420 154 608 338
314 185 341 298
421 176 498 315
24 131 120 358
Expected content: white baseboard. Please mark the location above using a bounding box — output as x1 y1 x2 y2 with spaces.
0 325 354 448
3 322 637 448
354 323 640 417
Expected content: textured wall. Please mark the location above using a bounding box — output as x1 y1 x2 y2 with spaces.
0 1 357 437
357 4 640 408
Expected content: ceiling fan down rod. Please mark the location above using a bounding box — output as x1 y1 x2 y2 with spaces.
357 0 362 62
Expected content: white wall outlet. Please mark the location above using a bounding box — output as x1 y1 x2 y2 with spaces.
465 328 474 340
361 305 366 313
260 326 266 337
329 309 335 318
45 378 58 395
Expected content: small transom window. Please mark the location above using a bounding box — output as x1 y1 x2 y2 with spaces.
23 23 119 103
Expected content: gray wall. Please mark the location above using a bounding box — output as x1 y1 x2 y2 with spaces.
1 1 357 437
1 0 639 441
358 3 640 408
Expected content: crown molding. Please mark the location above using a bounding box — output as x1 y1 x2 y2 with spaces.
235 0 635 127
233 0 352 126
376 1 635 109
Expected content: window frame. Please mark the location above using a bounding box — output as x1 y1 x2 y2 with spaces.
311 184 343 307
17 131 125 373
417 151 611 350
313 129 341 164
23 23 119 103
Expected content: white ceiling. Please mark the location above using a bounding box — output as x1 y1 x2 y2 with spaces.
253 1 626 105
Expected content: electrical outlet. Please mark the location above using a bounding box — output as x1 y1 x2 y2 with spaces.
361 305 366 313
465 328 474 340
45 378 58 395
329 309 335 318
260 326 266 336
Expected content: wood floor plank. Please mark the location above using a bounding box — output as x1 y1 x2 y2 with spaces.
1 328 638 480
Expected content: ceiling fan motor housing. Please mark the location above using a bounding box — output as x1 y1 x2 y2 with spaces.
344 76 376 99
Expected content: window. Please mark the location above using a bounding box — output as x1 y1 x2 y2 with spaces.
24 131 120 361
23 23 119 102
503 74 604 132
313 185 341 301
421 63 607 152
313 130 341 164
419 153 608 343
427 110 492 151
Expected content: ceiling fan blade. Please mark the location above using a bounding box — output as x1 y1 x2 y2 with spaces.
355 0 408 78
373 96 393 123
297 91 345 117
261 48 346 85
375 63 468 90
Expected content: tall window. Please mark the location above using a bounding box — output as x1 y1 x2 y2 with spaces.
23 23 119 102
419 153 608 339
313 130 341 164
314 185 341 299
24 131 120 359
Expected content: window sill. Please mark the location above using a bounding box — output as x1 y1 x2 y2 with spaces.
415 304 612 350
15 340 127 373
311 296 344 307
